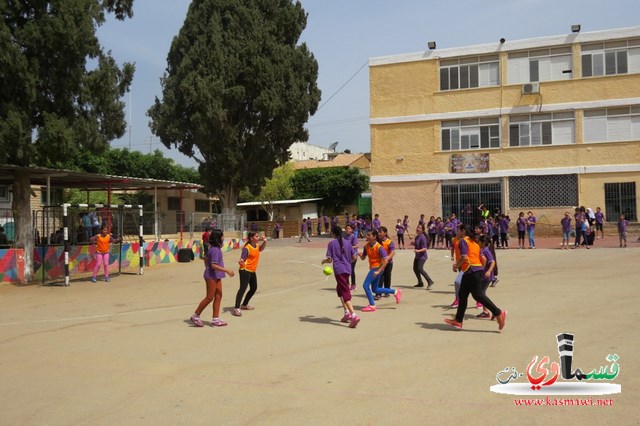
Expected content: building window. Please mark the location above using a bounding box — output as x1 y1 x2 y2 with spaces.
583 106 640 143
441 118 500 151
508 112 574 147
604 182 637 222
0 185 10 203
509 175 578 208
167 197 181 210
195 199 210 212
440 54 499 91
581 39 640 77
442 181 502 225
40 187 64 205
507 47 572 84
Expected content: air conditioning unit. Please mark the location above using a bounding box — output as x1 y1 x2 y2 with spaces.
522 82 540 94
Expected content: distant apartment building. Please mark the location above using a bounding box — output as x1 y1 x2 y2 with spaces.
369 26 640 227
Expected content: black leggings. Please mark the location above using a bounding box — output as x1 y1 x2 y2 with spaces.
235 270 258 308
350 260 357 285
382 262 393 289
397 233 404 246
454 270 501 323
413 258 433 286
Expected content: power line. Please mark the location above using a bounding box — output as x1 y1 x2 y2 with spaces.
317 61 368 111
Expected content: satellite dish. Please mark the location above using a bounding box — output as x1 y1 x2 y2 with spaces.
328 141 338 151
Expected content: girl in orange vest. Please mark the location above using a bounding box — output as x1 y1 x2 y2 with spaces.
360 229 401 312
232 231 267 317
445 225 507 331
90 225 121 283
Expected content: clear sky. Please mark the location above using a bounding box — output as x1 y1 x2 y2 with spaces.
98 0 639 167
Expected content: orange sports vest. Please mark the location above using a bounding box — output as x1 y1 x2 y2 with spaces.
380 237 393 262
460 236 482 272
365 241 384 269
240 243 260 272
96 234 111 254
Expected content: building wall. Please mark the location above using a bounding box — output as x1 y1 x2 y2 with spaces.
369 27 640 228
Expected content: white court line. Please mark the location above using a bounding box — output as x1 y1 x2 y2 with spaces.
0 261 331 327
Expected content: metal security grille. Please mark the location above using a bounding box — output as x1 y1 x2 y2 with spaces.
604 182 637 222
509 175 578 208
442 181 502 226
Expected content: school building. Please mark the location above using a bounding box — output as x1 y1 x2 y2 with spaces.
369 26 640 231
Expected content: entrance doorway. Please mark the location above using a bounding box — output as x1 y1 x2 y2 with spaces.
441 180 502 225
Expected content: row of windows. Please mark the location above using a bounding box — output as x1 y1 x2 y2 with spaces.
441 107 640 151
440 38 640 91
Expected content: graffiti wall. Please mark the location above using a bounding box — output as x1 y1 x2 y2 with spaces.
0 238 241 284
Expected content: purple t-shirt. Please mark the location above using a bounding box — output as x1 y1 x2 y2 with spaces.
517 217 527 231
372 218 380 230
345 232 358 247
414 233 428 260
527 216 536 230
325 238 355 276
561 217 572 233
595 211 604 225
618 220 629 233
396 223 404 235
481 246 495 283
204 246 225 280
500 218 510 233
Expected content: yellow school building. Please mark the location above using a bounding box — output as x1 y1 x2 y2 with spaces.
369 26 640 231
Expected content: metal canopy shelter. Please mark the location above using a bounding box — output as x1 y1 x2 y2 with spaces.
0 164 204 240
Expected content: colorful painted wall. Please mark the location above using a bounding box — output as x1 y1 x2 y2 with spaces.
0 238 241 284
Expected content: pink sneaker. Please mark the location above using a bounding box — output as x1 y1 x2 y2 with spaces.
190 314 204 327
394 288 402 304
444 318 463 329
361 305 377 312
348 315 360 328
476 302 483 309
451 298 459 308
340 312 352 323
231 308 242 317
210 318 227 327
240 305 254 310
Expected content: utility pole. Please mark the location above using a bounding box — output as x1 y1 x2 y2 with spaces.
128 92 132 150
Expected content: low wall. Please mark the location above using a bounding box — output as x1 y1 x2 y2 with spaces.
0 238 241 284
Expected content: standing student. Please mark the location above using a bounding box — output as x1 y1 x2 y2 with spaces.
232 231 267 317
427 216 437 249
201 226 212 259
444 225 507 331
412 225 435 289
617 214 629 248
526 211 536 249
395 218 405 249
403 215 411 241
377 226 395 299
190 229 235 327
360 229 402 312
499 214 510 249
594 207 606 239
560 212 572 250
516 212 526 249
298 218 312 242
89 226 121 283
372 214 381 232
344 224 359 291
322 225 360 328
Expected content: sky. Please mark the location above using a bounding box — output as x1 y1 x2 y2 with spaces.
97 0 639 167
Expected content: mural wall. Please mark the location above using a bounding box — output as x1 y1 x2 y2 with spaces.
0 238 241 284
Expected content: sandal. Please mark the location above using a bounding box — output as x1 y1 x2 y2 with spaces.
231 308 242 317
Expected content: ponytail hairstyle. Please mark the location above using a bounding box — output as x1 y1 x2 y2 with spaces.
245 231 257 247
458 224 478 242
208 229 224 248
478 234 497 271
379 226 388 238
331 225 344 253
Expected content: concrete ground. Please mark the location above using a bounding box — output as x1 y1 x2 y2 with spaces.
0 236 637 425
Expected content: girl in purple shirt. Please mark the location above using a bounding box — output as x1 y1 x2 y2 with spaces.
516 212 527 249
413 225 435 289
476 235 497 319
323 225 359 328
191 229 235 327
617 214 629 247
344 224 359 291
395 219 405 249
595 207 606 239
560 212 572 249
526 211 536 249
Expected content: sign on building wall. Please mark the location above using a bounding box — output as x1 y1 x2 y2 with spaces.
450 153 489 173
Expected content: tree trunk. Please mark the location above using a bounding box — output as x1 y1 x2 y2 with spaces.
12 171 34 283
218 184 239 231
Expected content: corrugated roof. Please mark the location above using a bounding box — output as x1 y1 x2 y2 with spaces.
292 153 369 170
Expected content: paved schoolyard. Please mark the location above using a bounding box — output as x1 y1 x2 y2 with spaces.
0 236 637 425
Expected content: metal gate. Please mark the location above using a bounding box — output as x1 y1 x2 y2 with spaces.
604 182 637 222
441 180 502 226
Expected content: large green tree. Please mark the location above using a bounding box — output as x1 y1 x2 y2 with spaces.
0 0 134 282
148 0 320 229
292 167 369 213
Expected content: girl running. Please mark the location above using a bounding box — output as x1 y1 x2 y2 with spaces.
360 229 402 312
89 225 121 283
376 226 395 299
322 225 360 328
476 235 496 319
232 231 267 317
413 225 435 289
444 225 507 331
190 229 235 327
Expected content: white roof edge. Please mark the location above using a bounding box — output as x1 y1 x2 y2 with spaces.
237 198 323 207
369 26 640 67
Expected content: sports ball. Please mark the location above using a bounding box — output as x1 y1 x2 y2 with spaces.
323 266 333 276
